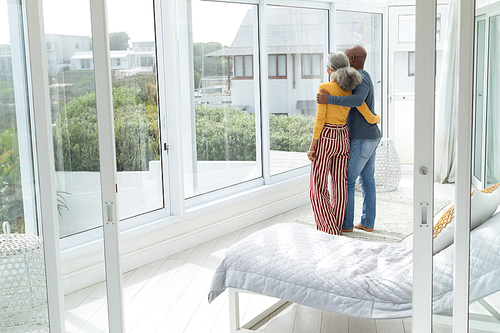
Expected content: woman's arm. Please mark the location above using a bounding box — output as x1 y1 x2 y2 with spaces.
307 139 318 162
356 102 380 124
312 85 327 140
317 76 369 106
309 84 328 162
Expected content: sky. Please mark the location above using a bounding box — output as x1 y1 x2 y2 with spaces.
0 0 248 47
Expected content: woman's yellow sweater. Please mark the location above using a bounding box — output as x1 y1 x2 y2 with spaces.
312 81 380 140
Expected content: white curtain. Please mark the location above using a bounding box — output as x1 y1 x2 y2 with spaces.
486 15 500 185
435 0 459 183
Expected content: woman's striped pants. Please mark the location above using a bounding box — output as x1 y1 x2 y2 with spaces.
310 123 350 235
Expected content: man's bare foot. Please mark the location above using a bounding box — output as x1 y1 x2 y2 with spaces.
354 224 373 232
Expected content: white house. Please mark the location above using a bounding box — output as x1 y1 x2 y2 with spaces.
69 41 155 74
45 34 92 75
206 8 326 116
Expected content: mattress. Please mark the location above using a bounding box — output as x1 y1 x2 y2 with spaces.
208 212 500 319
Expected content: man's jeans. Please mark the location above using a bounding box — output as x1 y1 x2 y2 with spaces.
342 137 381 230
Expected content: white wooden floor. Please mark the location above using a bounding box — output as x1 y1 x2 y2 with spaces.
64 174 499 333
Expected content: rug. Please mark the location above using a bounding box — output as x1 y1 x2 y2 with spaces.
294 192 451 243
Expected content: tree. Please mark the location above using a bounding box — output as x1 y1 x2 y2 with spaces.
193 42 229 83
109 32 130 51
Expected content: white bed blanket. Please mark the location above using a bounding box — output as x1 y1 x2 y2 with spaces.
208 213 500 319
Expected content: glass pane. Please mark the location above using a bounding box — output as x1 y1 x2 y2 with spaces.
398 15 415 43
244 55 252 77
336 10 383 130
485 15 500 187
278 55 286 76
268 55 276 76
312 54 321 76
469 15 500 332
235 56 243 77
186 0 261 197
107 0 164 220
302 54 311 76
432 3 463 331
42 0 110 329
468 9 500 332
267 6 327 175
473 20 486 183
1 0 49 331
44 1 103 238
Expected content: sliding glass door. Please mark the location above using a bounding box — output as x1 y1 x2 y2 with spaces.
469 9 500 332
45 0 167 243
42 0 114 330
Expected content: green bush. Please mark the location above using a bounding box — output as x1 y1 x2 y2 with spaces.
115 105 156 171
53 86 160 172
196 106 256 161
0 127 24 233
53 85 314 169
195 106 314 161
0 80 14 105
269 114 314 152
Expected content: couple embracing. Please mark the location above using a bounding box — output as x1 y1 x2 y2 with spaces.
307 45 381 236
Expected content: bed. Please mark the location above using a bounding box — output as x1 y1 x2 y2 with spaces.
208 212 500 331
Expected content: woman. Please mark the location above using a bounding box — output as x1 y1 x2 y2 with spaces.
308 52 380 235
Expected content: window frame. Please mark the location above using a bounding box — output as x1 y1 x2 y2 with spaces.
301 53 323 79
268 54 287 79
233 54 254 79
408 51 415 76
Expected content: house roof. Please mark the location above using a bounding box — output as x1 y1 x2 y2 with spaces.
206 7 325 57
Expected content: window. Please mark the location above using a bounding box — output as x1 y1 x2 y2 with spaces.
234 55 253 79
2 0 38 236
140 56 154 67
408 51 415 76
46 42 53 51
268 54 287 79
266 6 327 175
75 43 79 50
336 10 383 121
398 14 441 43
301 54 322 78
44 0 102 239
185 0 261 198
107 0 164 221
80 58 91 69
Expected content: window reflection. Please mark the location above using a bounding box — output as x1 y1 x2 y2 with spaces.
267 6 327 175
43 0 103 238
185 1 261 198
107 0 164 220
0 0 37 234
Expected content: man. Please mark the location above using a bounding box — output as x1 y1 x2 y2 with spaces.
316 45 381 232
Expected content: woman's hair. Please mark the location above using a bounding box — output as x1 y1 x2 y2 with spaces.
327 52 350 71
327 52 363 91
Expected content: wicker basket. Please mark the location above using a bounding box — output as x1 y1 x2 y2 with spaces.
374 138 401 192
355 138 401 193
0 222 49 333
